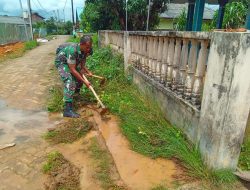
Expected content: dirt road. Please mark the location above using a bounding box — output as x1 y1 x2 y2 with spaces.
0 36 67 190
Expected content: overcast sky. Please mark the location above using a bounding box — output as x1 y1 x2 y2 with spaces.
0 0 85 21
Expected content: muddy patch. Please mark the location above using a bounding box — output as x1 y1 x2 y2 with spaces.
88 107 182 190
43 151 80 190
56 130 126 190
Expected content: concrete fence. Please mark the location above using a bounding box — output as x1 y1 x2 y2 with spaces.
98 30 250 170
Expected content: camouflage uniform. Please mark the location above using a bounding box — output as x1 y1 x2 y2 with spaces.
55 42 85 103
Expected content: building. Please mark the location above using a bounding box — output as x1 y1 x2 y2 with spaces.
0 15 31 44
31 12 45 24
158 3 215 30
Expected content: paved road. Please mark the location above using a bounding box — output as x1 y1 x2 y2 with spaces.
0 36 67 190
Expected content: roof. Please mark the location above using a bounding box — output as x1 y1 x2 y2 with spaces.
160 3 215 20
32 12 45 20
169 0 234 4
0 15 29 24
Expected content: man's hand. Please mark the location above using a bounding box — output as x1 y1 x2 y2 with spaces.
87 71 93 77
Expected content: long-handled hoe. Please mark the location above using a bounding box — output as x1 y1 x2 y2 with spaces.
82 74 108 115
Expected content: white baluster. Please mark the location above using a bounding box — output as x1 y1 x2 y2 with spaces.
156 37 163 81
166 38 175 87
177 39 189 96
191 40 209 107
184 39 198 100
172 38 182 91
161 37 169 84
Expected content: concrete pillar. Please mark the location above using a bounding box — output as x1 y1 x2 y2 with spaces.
148 36 153 76
123 32 131 72
216 0 228 29
186 0 195 31
192 0 205 31
199 32 250 169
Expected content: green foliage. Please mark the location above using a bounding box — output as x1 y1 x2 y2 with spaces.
24 40 38 50
81 0 168 32
47 86 64 112
33 17 73 35
173 8 187 31
211 2 247 29
239 137 250 170
42 151 63 173
86 47 237 185
67 36 80 43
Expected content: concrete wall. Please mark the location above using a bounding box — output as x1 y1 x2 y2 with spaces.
199 32 250 169
133 69 200 142
99 30 250 170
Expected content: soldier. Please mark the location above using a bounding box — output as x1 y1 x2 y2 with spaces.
55 36 93 118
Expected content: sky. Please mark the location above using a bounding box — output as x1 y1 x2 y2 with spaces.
0 0 85 21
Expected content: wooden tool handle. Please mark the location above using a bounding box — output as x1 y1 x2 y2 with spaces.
82 74 105 108
87 74 104 80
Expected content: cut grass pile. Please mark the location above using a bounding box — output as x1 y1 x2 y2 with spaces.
43 151 80 190
44 118 92 144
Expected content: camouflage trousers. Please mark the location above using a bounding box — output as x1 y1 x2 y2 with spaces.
55 61 83 103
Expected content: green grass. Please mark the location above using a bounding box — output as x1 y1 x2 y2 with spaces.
24 40 39 50
85 47 237 186
89 137 125 190
43 151 63 173
238 137 250 170
47 86 64 112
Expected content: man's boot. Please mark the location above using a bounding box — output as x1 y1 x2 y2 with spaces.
63 102 80 118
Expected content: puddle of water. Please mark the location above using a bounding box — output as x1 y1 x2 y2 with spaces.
0 99 59 145
91 109 180 190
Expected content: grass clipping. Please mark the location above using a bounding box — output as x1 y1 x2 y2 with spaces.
43 151 80 190
44 118 92 144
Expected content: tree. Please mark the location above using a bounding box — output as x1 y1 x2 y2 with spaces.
211 1 248 29
81 0 168 32
173 8 187 31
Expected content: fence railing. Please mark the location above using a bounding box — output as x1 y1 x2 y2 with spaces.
100 31 210 109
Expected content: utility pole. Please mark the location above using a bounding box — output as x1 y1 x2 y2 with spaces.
57 9 60 22
53 10 58 34
71 0 75 32
27 0 33 40
126 0 128 31
63 9 65 23
146 0 151 31
19 0 29 41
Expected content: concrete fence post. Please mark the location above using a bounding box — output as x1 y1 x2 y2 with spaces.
123 31 131 72
199 32 250 169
